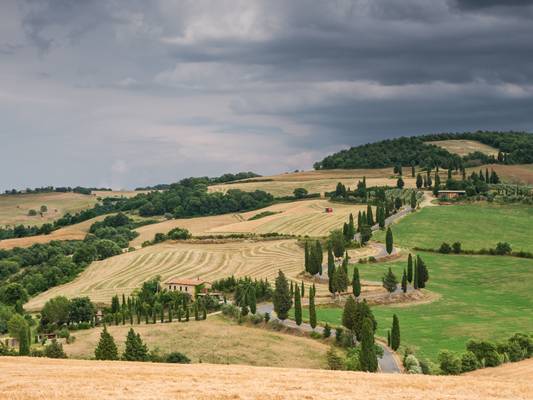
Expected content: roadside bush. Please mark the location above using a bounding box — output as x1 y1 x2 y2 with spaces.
452 242 462 254
439 242 451 254
323 323 332 338
466 339 502 367
419 358 438 375
404 354 422 374
44 339 67 359
508 333 533 359
460 351 479 372
165 351 191 364
438 350 462 375
250 313 264 325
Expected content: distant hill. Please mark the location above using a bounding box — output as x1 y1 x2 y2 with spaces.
314 131 533 170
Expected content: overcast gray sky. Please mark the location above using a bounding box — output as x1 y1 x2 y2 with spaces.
1 0 533 190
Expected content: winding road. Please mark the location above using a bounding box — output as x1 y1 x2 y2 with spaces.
257 303 401 374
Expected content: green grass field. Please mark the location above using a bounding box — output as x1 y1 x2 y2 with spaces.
374 204 533 252
303 253 533 362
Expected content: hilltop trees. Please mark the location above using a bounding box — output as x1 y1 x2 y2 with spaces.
95 326 118 360
273 270 292 320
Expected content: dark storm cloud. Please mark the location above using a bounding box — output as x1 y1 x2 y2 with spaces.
0 0 532 190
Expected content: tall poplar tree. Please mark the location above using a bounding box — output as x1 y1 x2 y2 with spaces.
360 317 378 372
352 267 361 298
407 253 413 283
309 284 317 330
385 227 394 255
294 283 302 326
390 314 400 351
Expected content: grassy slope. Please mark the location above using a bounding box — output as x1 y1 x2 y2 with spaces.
64 315 328 369
3 357 531 400
305 253 533 362
428 139 499 157
374 204 533 252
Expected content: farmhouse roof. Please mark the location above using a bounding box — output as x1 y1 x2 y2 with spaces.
164 277 209 286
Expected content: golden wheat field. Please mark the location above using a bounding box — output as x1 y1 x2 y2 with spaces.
465 358 533 379
63 315 329 368
2 357 531 400
25 239 306 310
0 215 109 250
208 168 416 197
0 192 97 227
131 199 372 246
427 139 499 157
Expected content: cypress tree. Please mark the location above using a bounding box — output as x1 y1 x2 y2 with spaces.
397 177 405 189
309 285 317 330
300 281 305 298
413 257 419 289
177 307 182 322
407 254 413 283
194 303 199 321
202 305 207 320
357 211 362 232
387 330 391 347
327 243 335 274
354 300 377 341
342 251 349 274
401 269 407 293
352 267 361 298
333 266 348 296
290 281 294 297
328 265 336 295
95 325 118 360
185 306 190 321
294 283 302 326
111 295 120 314
248 286 257 314
410 191 417 209
122 310 126 325
385 227 393 255
416 173 423 189
366 205 374 226
348 213 355 239
315 241 323 275
168 304 173 322
416 255 429 288
391 314 400 351
273 270 292 320
360 317 378 372
411 165 415 177
18 325 30 356
304 241 310 273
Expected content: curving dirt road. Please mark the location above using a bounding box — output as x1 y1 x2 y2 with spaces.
256 303 402 374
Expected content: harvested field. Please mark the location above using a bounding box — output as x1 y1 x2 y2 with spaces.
131 199 372 246
466 164 533 185
2 357 531 400
0 215 107 250
63 315 329 368
427 139 499 157
209 168 416 196
92 190 150 198
466 358 533 379
25 239 306 309
0 192 96 227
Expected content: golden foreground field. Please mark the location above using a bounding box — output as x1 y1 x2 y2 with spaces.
1 357 531 400
25 239 305 309
63 315 328 368
131 199 370 246
466 358 533 379
427 139 499 157
208 168 416 197
0 192 96 227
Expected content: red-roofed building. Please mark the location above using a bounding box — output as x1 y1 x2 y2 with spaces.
163 277 211 294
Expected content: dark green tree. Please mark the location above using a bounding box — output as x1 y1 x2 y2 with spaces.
360 317 378 372
366 205 374 226
352 267 361 298
333 266 348 296
330 230 345 258
122 328 148 361
390 314 400 351
341 296 357 340
309 285 317 330
385 227 393 255
401 269 407 293
304 241 310 273
294 283 302 326
397 177 405 189
410 191 417 209
407 254 413 283
416 255 429 288
348 213 356 239
44 339 67 359
273 270 292 320
416 174 423 189
248 286 257 314
95 325 118 360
